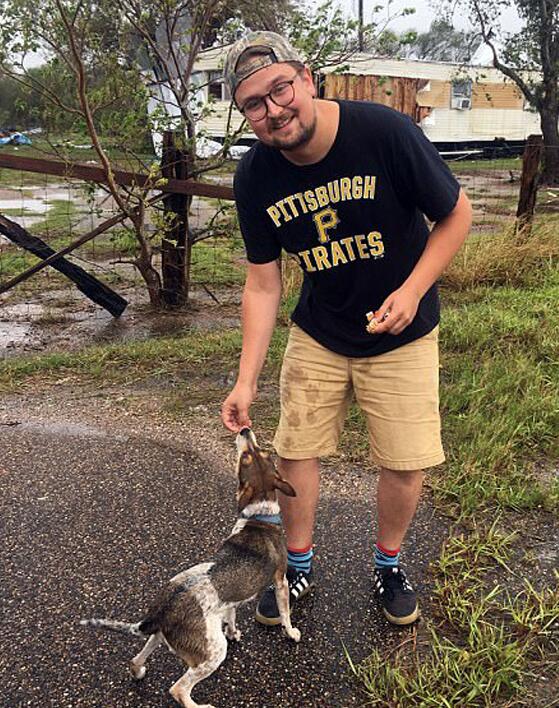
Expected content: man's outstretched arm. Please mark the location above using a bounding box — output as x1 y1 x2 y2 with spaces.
221 260 282 431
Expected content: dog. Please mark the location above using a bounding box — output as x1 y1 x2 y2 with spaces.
80 428 301 708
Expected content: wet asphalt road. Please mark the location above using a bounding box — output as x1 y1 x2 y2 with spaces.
0 415 445 708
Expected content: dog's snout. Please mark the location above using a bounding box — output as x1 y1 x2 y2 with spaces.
236 427 258 454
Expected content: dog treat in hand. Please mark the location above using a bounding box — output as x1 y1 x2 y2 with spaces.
366 311 378 334
365 310 389 334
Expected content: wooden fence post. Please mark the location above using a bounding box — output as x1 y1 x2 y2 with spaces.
161 131 190 307
516 134 543 232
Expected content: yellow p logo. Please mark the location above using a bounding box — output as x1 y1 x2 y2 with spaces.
313 207 340 244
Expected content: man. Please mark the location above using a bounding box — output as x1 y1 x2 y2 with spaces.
221 31 472 626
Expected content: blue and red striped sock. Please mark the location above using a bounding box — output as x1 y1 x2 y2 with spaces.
287 545 314 573
374 542 400 569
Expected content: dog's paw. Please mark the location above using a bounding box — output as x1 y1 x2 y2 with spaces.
283 626 301 643
226 627 242 642
130 662 146 680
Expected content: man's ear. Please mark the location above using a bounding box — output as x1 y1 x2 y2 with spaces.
274 477 296 497
237 482 254 511
301 66 316 97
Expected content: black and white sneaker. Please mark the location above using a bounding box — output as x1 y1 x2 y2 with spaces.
373 566 419 625
255 566 314 626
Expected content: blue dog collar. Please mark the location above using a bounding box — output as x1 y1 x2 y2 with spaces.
247 513 282 525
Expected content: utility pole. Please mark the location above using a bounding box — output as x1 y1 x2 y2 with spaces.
358 0 363 51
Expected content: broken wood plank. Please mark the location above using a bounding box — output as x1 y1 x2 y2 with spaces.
0 213 127 317
0 153 234 200
0 194 164 294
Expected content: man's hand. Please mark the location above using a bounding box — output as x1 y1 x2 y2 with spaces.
368 285 421 336
221 382 256 432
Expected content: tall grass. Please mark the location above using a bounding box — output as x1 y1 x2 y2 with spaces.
443 220 559 289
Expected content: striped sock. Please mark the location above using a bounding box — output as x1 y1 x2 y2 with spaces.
374 542 400 569
287 545 314 573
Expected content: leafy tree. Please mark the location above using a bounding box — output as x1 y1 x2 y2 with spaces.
203 0 296 46
285 0 417 70
0 0 240 307
455 0 559 184
406 20 482 62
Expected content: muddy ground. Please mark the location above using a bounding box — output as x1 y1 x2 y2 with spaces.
0 280 241 359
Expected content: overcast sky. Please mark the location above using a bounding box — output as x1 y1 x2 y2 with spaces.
339 0 523 34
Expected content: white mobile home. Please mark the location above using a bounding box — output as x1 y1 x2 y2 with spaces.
193 47 542 150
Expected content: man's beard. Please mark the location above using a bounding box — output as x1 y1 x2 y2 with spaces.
267 111 317 151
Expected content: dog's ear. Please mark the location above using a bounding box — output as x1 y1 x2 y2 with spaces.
274 476 296 497
237 482 255 511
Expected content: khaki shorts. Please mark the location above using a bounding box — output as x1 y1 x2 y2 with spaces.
273 324 445 471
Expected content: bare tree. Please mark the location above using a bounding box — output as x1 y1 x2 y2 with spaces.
455 0 559 184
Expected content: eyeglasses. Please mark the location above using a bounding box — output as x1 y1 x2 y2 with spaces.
239 76 298 122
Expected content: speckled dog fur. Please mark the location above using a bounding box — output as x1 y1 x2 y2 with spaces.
81 429 301 708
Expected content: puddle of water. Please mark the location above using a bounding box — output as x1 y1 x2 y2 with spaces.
0 185 114 232
0 197 52 229
0 197 51 213
1 303 46 319
16 420 127 440
0 320 39 359
0 321 31 344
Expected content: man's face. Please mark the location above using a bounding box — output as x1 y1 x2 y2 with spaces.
234 63 317 151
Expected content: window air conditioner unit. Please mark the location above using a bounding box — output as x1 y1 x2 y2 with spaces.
451 96 472 110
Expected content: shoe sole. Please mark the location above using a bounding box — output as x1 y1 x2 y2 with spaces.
382 603 420 626
255 583 315 626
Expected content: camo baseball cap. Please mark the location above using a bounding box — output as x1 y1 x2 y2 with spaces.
224 31 304 97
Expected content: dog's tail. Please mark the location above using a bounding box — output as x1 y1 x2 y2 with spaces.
80 618 146 637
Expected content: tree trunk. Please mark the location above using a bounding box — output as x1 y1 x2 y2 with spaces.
135 254 163 308
161 131 189 307
539 106 559 185
516 135 543 234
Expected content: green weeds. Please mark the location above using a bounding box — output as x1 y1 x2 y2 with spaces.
0 328 242 390
351 521 558 706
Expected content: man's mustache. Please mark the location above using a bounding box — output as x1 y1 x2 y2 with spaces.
269 111 295 128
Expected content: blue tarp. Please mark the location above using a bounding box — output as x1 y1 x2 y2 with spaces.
0 132 32 146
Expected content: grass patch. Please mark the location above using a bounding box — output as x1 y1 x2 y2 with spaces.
0 166 61 189
450 156 522 174
350 520 559 707
0 250 41 279
435 268 559 516
190 235 246 286
0 207 40 217
106 227 138 256
32 199 80 237
0 328 244 390
443 221 559 290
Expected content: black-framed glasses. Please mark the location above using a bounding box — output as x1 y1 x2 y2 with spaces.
239 76 298 121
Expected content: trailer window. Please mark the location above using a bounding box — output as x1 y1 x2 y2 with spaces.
451 79 472 110
208 71 231 101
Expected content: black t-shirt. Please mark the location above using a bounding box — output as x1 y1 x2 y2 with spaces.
234 100 460 357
